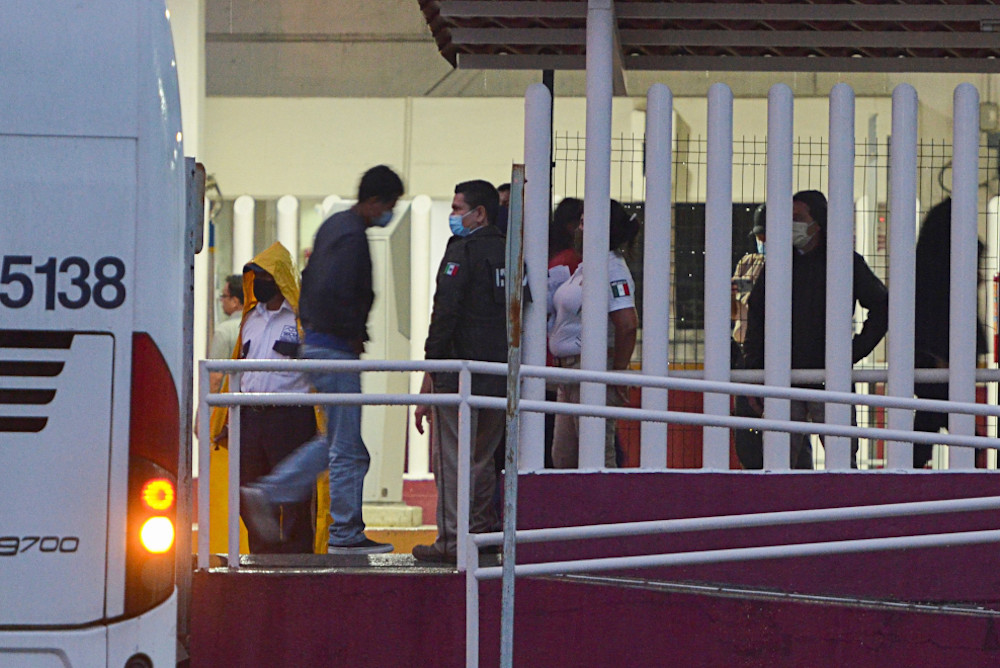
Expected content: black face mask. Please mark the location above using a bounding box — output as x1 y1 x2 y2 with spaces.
254 280 280 303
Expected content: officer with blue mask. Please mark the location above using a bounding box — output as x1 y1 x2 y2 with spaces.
412 179 508 563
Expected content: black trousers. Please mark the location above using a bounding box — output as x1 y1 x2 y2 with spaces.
240 405 318 554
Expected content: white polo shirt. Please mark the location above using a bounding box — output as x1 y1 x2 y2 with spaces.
548 251 636 358
238 300 312 394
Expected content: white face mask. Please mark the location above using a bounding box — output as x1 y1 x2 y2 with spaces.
791 221 813 249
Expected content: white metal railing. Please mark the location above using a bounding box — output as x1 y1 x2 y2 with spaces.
464 495 1000 667
197 356 1000 666
196 358 1000 567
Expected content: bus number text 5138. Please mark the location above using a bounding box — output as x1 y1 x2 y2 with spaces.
1 255 126 310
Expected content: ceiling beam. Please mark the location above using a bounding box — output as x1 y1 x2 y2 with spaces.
438 1 1000 22
620 30 1000 50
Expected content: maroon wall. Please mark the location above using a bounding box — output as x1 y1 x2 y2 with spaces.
517 471 1000 604
190 471 1000 666
191 569 1000 667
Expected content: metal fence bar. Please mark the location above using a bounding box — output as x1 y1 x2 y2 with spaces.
704 83 734 468
197 362 211 570
887 83 918 466
202 357 1000 384
457 364 472 572
579 0 615 470
950 83 980 469
500 162 527 668
201 362 1000 424
474 529 1000 580
825 83 855 469
641 83 672 468
227 372 241 569
472 495 1000 545
764 83 794 469
511 398 999 451
522 85 551 471
466 533 480 668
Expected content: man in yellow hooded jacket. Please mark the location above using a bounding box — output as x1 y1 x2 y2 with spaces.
211 242 317 553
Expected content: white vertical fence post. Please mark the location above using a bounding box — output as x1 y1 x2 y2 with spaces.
949 83 980 469
886 84 918 468
407 195 433 477
763 84 794 470
197 361 210 569
227 373 241 569
276 195 299 264
579 0 614 469
522 83 552 472
641 84 672 468
825 84 856 470
466 533 480 668
456 364 472 571
232 194 254 275
703 83 734 469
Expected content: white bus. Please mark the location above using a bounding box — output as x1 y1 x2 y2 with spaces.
0 2 190 666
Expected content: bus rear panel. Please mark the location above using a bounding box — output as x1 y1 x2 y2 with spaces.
0 2 186 665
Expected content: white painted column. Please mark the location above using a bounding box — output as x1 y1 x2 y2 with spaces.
276 195 299 265
703 83 733 469
579 0 614 469
763 84 794 470
886 84 918 468
948 83 980 469
232 195 255 274
641 84 672 468
825 83 856 470
321 195 343 220
521 84 552 471
407 195 433 477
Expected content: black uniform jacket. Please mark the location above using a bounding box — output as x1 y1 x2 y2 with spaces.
743 242 888 371
425 225 508 397
299 208 374 344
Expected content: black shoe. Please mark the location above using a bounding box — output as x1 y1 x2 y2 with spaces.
326 538 393 554
327 538 393 555
412 544 457 564
239 486 281 545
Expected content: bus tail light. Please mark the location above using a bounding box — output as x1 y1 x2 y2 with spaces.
125 333 179 617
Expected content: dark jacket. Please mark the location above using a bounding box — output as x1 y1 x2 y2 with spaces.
425 225 508 397
299 209 374 343
743 242 888 371
914 200 987 365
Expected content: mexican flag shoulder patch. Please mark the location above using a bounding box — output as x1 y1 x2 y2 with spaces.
443 262 460 276
610 279 630 298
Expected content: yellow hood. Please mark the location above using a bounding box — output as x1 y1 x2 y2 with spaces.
241 241 301 315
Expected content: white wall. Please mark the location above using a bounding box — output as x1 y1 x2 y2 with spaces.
204 96 639 199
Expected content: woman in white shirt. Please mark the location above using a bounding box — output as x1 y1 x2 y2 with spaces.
548 199 639 468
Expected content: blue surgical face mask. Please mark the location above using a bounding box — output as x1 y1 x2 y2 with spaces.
372 210 393 228
756 239 766 255
449 210 473 237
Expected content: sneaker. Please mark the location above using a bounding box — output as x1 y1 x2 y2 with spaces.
327 538 394 555
412 543 457 564
239 486 281 545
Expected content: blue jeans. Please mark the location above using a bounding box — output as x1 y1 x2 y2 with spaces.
257 344 369 546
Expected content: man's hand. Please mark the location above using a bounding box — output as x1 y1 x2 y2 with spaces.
414 371 434 434
414 404 432 435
